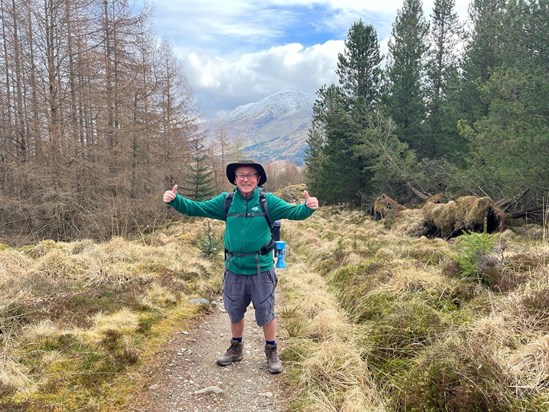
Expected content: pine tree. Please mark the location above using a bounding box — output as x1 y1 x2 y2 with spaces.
425 0 466 162
458 0 549 206
304 90 328 198
181 134 216 200
458 0 506 123
336 22 383 112
385 0 429 157
306 21 384 204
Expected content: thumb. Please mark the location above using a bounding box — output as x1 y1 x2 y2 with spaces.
303 190 310 200
172 184 178 194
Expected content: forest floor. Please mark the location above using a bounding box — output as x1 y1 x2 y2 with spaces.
126 296 290 412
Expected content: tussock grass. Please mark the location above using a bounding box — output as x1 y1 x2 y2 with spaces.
280 205 549 411
279 259 386 410
508 334 549 393
0 218 223 410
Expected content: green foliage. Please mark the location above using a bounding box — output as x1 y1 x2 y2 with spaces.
367 299 444 363
181 135 216 201
304 107 327 197
454 224 497 283
307 0 547 208
424 0 467 162
337 21 383 106
392 339 511 412
385 0 429 156
305 22 384 205
459 65 549 204
195 221 223 259
458 0 507 123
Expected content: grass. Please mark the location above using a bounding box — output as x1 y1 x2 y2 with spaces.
0 218 224 411
279 206 549 411
1 202 547 411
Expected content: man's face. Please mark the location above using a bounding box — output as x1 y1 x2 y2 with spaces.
235 166 259 196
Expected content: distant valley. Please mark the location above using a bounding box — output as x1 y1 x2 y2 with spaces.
202 90 315 166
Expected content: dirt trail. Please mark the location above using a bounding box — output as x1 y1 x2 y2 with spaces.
127 297 289 412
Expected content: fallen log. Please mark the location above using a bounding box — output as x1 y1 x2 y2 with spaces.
369 194 407 221
422 196 506 239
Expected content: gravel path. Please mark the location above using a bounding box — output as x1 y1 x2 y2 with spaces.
127 297 289 412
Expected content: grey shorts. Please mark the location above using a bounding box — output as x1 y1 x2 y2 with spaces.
223 268 278 326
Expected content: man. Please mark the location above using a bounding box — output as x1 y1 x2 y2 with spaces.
162 160 319 373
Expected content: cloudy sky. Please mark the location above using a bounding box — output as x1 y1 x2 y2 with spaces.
150 0 471 120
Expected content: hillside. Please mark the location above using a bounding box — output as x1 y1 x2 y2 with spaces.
203 90 315 165
1 197 548 411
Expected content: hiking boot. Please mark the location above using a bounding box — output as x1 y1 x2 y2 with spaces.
265 343 283 374
216 339 243 366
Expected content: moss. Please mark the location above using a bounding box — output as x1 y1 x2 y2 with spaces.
366 298 444 366
392 340 512 412
326 263 395 322
349 291 397 323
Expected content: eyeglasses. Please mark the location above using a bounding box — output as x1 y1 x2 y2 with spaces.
235 173 259 180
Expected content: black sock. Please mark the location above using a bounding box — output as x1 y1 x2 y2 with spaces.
266 340 276 346
232 337 242 343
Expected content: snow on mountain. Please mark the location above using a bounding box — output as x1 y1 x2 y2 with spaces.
203 90 315 165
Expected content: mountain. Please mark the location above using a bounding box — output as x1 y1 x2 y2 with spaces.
203 90 315 166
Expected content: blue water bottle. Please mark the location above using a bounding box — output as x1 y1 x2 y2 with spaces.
274 241 286 269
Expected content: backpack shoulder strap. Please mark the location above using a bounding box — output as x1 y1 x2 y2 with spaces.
258 187 273 230
224 192 234 221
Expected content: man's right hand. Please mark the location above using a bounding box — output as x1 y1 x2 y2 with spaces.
163 184 178 203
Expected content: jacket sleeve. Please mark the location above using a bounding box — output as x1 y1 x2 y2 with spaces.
267 194 315 221
168 192 227 220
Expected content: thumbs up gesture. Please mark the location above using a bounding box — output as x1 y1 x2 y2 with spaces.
303 190 319 210
163 184 178 203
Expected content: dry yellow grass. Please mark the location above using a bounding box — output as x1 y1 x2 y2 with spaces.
508 334 549 393
0 218 224 410
279 205 548 410
279 245 386 410
1 202 547 411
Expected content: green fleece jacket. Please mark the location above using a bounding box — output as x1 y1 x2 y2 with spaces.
167 187 315 274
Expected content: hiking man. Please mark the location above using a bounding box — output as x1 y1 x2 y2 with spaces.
162 160 319 373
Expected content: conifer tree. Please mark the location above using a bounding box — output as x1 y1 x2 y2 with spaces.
181 134 216 200
425 0 466 162
336 22 383 111
304 90 328 198
458 0 506 123
385 0 429 157
458 0 549 206
306 22 384 204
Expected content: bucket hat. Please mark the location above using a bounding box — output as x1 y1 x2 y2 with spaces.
226 160 267 186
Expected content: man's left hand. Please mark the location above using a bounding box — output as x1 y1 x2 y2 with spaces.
303 190 319 210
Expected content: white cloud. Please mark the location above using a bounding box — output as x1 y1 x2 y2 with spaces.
182 40 343 118
151 0 472 119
